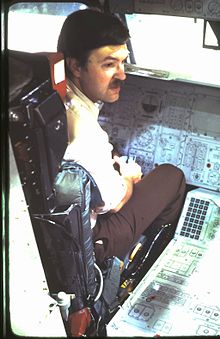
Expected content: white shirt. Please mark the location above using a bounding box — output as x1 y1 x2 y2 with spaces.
63 79 126 226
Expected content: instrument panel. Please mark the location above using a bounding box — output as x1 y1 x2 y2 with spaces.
107 188 220 336
99 72 220 191
109 0 220 20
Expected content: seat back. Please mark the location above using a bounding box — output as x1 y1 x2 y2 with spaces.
9 50 91 330
9 50 121 336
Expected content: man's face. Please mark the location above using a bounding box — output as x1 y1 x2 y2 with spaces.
76 44 129 103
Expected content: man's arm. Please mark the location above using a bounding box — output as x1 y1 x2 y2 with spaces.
110 176 133 213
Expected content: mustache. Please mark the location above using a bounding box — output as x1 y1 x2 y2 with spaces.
109 79 125 89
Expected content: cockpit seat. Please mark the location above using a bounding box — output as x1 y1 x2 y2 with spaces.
9 50 122 337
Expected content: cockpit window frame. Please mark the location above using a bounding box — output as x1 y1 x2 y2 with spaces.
6 1 220 87
123 12 220 87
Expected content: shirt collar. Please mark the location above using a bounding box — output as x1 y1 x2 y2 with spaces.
66 78 102 119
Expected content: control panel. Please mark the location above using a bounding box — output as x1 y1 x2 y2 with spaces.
99 72 220 191
109 0 220 20
107 188 220 336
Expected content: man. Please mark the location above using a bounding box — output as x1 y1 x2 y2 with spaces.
57 8 186 264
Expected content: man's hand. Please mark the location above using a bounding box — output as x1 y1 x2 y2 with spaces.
113 155 143 184
110 155 143 213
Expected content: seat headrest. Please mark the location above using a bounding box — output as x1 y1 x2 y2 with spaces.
9 50 66 103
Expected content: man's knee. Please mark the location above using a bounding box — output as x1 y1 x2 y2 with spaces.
156 163 186 195
158 163 185 180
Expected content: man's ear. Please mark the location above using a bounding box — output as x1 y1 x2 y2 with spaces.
66 57 81 78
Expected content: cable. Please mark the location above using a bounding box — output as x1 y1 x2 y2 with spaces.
94 262 104 302
207 197 220 208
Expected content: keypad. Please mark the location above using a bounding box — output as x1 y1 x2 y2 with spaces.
180 197 209 240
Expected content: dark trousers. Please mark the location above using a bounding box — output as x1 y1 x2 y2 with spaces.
93 164 186 263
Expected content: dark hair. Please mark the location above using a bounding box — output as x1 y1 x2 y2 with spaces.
57 8 130 68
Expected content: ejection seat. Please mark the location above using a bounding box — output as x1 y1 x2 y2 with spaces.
9 49 125 337
9 50 174 337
